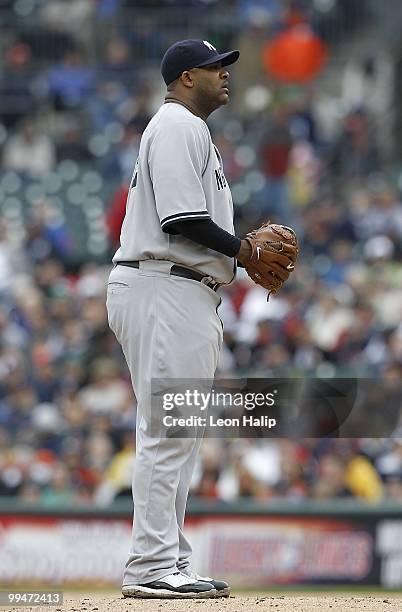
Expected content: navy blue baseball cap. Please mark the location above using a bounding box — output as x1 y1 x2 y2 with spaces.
161 39 240 86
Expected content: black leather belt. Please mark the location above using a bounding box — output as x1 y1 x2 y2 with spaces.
115 261 221 292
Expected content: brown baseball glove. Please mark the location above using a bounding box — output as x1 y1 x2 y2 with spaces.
243 221 299 297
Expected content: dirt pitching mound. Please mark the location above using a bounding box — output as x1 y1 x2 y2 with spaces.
9 593 402 612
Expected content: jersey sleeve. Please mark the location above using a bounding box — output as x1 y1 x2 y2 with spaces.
149 120 210 232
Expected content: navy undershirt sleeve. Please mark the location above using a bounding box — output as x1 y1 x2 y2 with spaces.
167 218 241 258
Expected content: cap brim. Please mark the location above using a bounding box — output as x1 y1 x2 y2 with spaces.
195 50 240 69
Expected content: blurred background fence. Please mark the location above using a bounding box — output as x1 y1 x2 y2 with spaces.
2 498 402 588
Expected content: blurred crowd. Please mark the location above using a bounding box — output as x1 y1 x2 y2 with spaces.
1 0 402 507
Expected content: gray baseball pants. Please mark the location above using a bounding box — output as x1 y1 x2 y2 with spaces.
106 260 223 586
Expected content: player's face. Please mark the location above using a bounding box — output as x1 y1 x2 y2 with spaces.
192 61 230 109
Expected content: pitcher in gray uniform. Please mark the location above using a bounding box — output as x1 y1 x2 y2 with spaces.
106 39 253 599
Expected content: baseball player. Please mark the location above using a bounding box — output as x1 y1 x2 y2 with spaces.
106 39 295 599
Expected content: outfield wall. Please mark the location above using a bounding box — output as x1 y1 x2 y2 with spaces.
1 499 402 588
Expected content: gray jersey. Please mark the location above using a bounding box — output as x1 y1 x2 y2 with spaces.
112 103 235 285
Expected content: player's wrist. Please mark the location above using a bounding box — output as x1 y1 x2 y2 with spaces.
236 239 252 266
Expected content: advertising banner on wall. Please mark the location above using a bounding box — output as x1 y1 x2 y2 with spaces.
201 517 378 586
0 516 133 585
376 520 402 588
0 513 385 587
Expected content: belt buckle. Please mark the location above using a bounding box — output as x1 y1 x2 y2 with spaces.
201 275 218 291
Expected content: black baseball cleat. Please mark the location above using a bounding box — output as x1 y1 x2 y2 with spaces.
180 568 231 597
122 571 217 599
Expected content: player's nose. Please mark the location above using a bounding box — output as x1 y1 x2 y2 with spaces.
220 66 229 79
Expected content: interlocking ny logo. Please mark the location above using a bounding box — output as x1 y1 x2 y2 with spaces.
203 40 217 51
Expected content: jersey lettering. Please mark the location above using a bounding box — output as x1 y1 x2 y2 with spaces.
215 167 227 191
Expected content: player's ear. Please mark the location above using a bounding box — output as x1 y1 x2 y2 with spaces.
180 70 195 88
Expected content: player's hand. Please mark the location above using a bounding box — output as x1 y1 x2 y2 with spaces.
241 221 299 296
